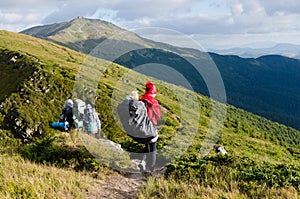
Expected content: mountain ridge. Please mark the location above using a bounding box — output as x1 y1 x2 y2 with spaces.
209 43 300 59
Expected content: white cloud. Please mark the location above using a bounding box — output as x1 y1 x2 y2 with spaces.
0 0 300 48
260 0 300 15
0 12 23 23
88 8 118 22
0 10 43 31
231 2 244 16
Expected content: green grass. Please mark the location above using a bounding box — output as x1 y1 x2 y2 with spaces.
138 176 299 199
0 30 299 198
0 154 103 199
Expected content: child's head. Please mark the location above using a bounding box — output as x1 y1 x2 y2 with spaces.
131 90 139 100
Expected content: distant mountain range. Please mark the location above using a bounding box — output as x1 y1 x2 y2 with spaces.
209 43 300 59
21 17 300 130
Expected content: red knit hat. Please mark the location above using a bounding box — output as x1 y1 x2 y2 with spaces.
145 81 157 94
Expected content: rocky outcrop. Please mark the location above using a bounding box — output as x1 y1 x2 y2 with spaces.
4 108 43 140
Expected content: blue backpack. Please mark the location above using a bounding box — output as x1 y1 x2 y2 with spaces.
51 121 69 131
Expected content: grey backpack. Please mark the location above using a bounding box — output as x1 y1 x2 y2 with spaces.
117 96 157 144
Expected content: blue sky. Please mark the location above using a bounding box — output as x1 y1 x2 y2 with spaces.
1 0 300 50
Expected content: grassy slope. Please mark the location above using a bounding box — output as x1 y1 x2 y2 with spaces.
0 30 299 198
0 154 104 199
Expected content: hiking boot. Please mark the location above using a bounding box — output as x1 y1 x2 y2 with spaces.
144 170 154 176
138 160 146 173
143 169 159 177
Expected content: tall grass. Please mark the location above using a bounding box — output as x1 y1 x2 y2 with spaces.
0 154 103 199
138 176 298 199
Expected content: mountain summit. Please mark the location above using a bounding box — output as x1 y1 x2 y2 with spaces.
21 17 151 54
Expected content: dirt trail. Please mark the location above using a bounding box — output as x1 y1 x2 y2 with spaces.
86 167 166 199
86 172 147 199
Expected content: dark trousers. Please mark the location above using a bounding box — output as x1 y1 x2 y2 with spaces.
142 142 157 171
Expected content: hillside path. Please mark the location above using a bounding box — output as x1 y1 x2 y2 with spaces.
86 172 147 199
85 166 166 199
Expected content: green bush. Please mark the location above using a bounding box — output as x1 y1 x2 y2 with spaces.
166 154 300 196
19 136 102 172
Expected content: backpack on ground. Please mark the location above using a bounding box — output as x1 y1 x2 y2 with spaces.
117 95 157 144
51 121 69 131
84 104 99 134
